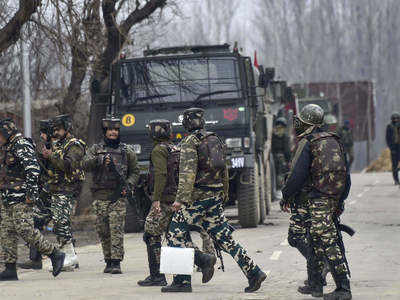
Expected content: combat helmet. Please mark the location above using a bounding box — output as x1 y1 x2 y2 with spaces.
148 119 172 140
182 107 205 132
102 116 121 133
0 119 18 141
298 104 324 126
275 117 287 127
52 114 73 132
39 119 53 136
293 104 324 136
391 112 400 122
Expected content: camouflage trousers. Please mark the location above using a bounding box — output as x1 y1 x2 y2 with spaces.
93 198 126 261
288 200 321 284
144 202 214 266
50 192 75 246
0 202 55 263
167 191 260 284
33 190 52 230
309 196 348 277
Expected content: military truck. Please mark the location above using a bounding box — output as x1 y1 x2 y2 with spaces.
104 44 284 228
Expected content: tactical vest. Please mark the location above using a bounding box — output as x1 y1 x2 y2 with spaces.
92 142 129 191
389 124 400 145
306 132 347 196
49 137 86 185
148 142 180 196
0 134 30 190
194 131 227 187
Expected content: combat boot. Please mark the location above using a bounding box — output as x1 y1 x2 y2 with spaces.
0 263 18 281
19 246 42 270
138 242 167 286
49 248 66 277
298 284 323 298
161 279 192 293
324 277 352 300
103 259 112 273
110 259 122 274
194 250 216 283
245 269 267 293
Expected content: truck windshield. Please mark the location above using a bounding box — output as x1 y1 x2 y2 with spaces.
119 57 241 105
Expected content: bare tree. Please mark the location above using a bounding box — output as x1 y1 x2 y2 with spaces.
0 0 41 54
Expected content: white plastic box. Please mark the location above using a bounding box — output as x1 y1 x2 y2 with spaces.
160 247 195 275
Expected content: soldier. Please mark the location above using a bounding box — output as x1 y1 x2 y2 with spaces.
337 120 354 170
282 104 352 300
83 116 139 274
386 113 400 185
271 117 291 190
0 119 65 280
19 119 54 270
138 119 215 287
162 108 267 293
41 114 86 269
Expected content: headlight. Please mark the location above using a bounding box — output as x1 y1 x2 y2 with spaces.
243 137 250 148
132 144 142 154
225 138 242 148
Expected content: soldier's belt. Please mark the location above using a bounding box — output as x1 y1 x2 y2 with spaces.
194 185 223 192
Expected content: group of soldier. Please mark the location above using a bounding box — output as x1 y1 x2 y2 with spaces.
0 104 354 299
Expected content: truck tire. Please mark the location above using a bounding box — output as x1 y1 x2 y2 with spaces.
258 156 266 223
237 164 260 228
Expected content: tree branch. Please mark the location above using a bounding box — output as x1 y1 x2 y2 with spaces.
0 0 41 54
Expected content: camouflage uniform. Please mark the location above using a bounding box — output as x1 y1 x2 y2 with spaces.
166 128 264 291
83 140 139 263
48 135 85 246
0 133 56 264
337 123 354 169
271 125 291 189
283 130 350 294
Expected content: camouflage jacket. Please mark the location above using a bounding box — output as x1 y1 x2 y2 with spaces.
0 133 40 205
148 140 177 203
48 135 86 192
282 129 347 202
175 129 229 205
83 140 140 194
337 126 354 152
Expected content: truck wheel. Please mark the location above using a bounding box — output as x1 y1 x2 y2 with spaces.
237 164 260 228
258 156 266 223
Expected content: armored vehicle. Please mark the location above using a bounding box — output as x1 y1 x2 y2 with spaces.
104 44 284 228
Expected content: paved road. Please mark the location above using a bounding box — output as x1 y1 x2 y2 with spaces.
1 172 399 300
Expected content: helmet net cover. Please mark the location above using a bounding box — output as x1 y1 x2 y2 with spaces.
298 104 324 126
182 107 205 132
102 117 121 130
52 114 72 132
148 119 172 140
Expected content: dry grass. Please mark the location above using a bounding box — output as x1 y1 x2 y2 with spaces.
366 148 392 172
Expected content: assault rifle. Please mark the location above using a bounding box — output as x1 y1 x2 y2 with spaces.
211 223 236 272
105 154 133 203
334 217 354 277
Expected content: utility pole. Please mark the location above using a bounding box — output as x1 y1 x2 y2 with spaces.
20 36 32 138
